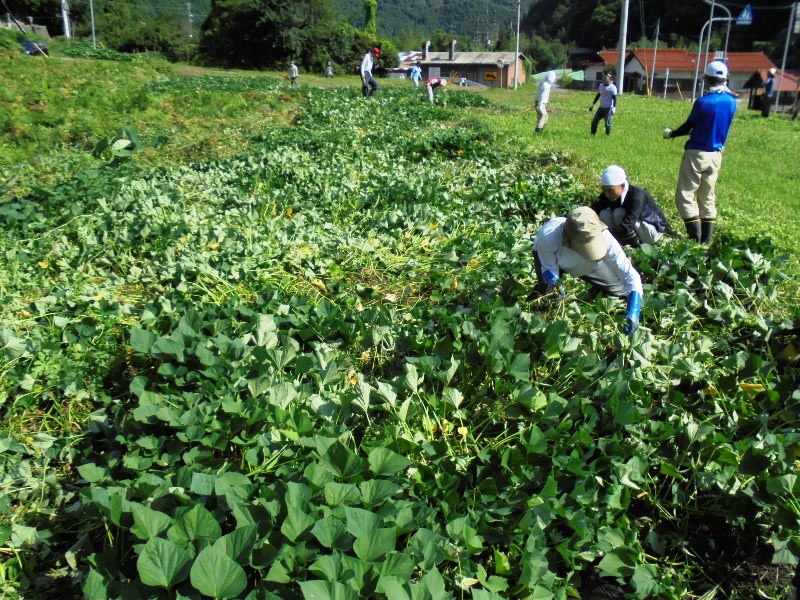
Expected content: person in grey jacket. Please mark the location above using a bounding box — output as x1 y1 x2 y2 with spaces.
591 165 668 246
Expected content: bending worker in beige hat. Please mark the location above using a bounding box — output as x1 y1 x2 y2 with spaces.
533 206 643 335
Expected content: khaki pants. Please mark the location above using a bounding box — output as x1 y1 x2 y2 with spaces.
536 105 548 129
675 149 722 220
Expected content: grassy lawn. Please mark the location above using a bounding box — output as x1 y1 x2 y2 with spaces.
476 83 800 265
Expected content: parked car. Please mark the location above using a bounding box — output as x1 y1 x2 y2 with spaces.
20 40 49 56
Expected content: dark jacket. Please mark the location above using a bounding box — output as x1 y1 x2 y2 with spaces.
592 184 668 246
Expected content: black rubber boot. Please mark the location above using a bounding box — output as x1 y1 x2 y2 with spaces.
535 127 543 134
684 219 701 242
700 219 716 244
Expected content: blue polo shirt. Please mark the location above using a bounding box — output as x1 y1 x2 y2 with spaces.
684 90 737 152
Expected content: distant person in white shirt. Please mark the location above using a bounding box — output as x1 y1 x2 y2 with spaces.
360 47 380 98
588 73 618 136
289 61 298 86
535 70 557 133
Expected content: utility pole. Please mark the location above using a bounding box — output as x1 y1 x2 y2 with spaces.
186 2 193 39
60 0 71 38
649 18 660 95
776 1 798 111
513 0 520 89
617 0 630 94
89 0 96 48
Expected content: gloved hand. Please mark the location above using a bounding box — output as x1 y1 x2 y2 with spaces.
588 104 594 112
622 291 643 335
610 106 616 115
663 128 673 139
542 269 565 299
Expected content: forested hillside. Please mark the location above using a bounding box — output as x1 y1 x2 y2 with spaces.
334 0 795 63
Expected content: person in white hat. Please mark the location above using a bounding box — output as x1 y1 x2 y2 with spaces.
762 67 777 117
663 60 736 244
592 165 668 246
533 206 644 335
289 61 298 86
534 70 558 133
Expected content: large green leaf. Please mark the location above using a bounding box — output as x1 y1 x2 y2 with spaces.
359 480 402 507
321 441 363 479
130 503 173 540
137 537 192 588
299 580 358 600
281 505 315 542
311 517 348 549
171 504 222 544
324 482 361 507
353 527 396 562
190 546 247 599
212 526 258 563
344 506 383 537
367 448 411 476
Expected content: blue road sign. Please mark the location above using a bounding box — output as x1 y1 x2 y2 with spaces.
737 4 753 25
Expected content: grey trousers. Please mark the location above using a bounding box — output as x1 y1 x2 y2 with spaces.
598 207 663 245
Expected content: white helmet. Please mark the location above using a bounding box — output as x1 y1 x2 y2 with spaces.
704 61 728 79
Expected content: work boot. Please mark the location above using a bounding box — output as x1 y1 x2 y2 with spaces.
700 219 716 244
684 218 701 242
535 127 543 134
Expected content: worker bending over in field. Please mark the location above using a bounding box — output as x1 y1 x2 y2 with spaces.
533 206 643 335
663 60 736 244
591 165 668 246
425 77 448 103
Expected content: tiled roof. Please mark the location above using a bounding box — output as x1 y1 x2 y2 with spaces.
420 52 524 66
594 48 776 74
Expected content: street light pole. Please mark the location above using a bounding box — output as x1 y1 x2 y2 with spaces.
776 1 798 112
617 0 630 94
513 0 521 89
692 16 734 102
89 0 96 49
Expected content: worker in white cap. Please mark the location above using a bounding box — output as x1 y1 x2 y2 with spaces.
592 165 668 246
533 206 644 335
663 60 736 244
762 67 777 117
425 76 448 103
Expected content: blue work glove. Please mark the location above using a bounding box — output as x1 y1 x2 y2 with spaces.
542 270 565 298
622 291 643 335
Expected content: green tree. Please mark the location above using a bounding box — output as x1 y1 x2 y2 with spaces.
363 0 377 36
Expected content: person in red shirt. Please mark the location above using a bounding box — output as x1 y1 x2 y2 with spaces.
425 77 448 103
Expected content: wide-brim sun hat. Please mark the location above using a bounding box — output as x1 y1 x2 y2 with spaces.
564 207 608 261
768 67 777 75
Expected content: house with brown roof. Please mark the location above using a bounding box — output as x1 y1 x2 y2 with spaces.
584 48 776 97
404 40 526 89
742 68 800 112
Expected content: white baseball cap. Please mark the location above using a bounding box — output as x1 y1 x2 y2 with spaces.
601 165 627 186
704 61 728 79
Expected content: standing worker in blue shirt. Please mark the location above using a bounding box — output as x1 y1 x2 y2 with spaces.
410 63 422 87
588 73 617 136
663 60 737 244
360 47 380 98
762 67 776 117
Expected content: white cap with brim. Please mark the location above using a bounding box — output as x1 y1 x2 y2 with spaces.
704 61 728 79
564 207 608 261
601 165 627 186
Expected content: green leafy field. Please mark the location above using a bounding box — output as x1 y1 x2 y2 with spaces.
1 56 799 599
